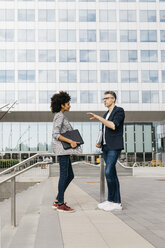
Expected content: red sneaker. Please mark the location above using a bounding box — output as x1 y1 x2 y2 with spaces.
52 201 59 209
57 203 75 213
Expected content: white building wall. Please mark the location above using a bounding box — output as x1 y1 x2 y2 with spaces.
0 0 165 112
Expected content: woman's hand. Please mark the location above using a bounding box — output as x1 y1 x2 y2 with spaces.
87 112 99 120
96 144 102 148
70 141 80 148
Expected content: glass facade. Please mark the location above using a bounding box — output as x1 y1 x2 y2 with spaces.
0 122 155 155
0 0 164 158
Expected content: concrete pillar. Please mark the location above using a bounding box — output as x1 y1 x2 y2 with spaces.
91 155 95 164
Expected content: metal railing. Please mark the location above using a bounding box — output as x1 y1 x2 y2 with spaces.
0 152 105 227
0 153 54 227
133 161 165 167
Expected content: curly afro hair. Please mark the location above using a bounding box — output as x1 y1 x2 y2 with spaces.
51 91 71 113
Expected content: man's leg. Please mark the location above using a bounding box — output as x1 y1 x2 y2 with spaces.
105 150 121 203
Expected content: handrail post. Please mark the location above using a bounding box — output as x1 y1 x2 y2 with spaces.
11 177 16 227
99 154 105 203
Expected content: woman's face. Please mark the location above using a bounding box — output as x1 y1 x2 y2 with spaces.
61 102 71 112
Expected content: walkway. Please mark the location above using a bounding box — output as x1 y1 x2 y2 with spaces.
0 162 165 248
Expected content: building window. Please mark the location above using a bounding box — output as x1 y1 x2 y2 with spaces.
120 50 137 62
39 70 56 83
140 0 155 2
18 9 35 21
0 9 14 21
162 91 165 103
18 50 35 62
59 70 77 83
160 31 165 42
161 51 165 62
141 50 158 62
120 30 137 42
0 70 14 83
121 91 139 103
160 11 165 22
59 10 75 22
38 50 56 62
80 71 97 83
100 50 117 62
79 0 96 1
142 91 159 103
39 91 53 104
18 70 35 83
38 9 55 22
121 71 138 83
68 91 77 103
79 30 96 42
80 91 97 103
0 30 14 42
80 50 96 62
141 71 158 83
120 0 136 1
59 50 76 62
99 10 116 22
0 50 14 62
101 70 117 83
79 10 96 22
162 71 165 82
140 10 156 22
100 30 116 42
18 91 36 104
59 30 76 42
140 30 157 42
38 29 56 42
0 91 14 104
99 0 116 1
18 29 35 42
120 10 136 22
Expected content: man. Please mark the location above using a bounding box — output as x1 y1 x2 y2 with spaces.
88 91 125 211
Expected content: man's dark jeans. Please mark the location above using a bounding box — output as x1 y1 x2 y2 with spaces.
56 155 74 203
103 145 121 203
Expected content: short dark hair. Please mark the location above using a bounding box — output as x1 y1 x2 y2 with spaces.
104 91 117 102
51 91 71 113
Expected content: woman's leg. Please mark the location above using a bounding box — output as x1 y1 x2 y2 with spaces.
105 150 121 203
56 155 70 203
63 156 74 192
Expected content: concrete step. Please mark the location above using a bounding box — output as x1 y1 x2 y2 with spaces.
0 178 63 248
0 181 45 248
0 182 41 248
34 178 63 248
8 182 46 248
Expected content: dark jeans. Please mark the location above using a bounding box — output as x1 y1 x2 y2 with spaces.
103 145 121 203
56 155 74 203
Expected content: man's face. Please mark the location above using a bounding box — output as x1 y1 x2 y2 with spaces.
61 102 71 112
103 94 115 107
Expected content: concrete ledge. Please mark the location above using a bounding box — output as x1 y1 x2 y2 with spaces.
133 167 165 177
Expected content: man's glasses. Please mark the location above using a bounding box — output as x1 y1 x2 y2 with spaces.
103 97 114 101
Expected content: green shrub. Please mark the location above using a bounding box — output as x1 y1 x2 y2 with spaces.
0 159 19 168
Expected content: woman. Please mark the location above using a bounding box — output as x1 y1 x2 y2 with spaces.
51 91 81 212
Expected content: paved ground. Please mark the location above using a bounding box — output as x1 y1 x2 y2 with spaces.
1 162 165 248
67 163 165 248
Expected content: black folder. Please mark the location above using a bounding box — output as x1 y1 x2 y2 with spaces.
61 129 84 150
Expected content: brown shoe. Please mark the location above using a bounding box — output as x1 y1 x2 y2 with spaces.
52 201 59 209
57 203 75 213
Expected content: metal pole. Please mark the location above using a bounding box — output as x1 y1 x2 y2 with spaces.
11 177 16 227
99 154 105 203
48 163 51 177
